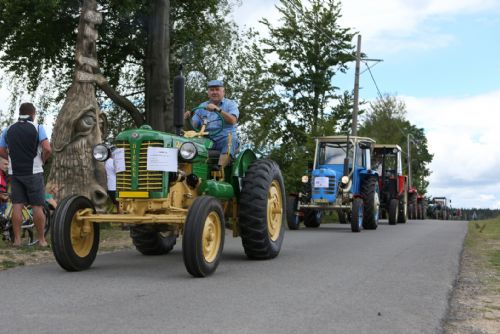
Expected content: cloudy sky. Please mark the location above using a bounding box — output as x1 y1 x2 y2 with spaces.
233 0 500 209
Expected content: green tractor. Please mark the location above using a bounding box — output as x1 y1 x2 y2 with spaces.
51 75 286 277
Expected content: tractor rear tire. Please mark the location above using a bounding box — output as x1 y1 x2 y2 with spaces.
239 159 285 259
388 198 399 225
418 204 425 220
183 196 225 277
398 191 408 223
286 196 300 230
130 225 176 256
304 210 322 228
351 198 364 232
338 210 348 224
51 195 100 272
361 177 379 230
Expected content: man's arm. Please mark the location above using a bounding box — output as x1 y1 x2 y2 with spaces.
41 139 52 163
0 147 7 160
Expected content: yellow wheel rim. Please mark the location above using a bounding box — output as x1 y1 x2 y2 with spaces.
202 211 222 263
267 180 283 242
70 210 94 258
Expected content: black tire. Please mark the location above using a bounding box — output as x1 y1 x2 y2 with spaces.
183 196 225 277
351 198 363 233
130 225 176 255
286 196 300 230
304 210 322 228
361 177 379 230
338 210 348 224
398 192 408 224
388 198 399 225
238 159 285 259
408 204 416 220
418 204 425 220
51 195 100 271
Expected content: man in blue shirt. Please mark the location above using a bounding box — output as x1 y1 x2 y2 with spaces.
0 103 52 247
186 80 239 167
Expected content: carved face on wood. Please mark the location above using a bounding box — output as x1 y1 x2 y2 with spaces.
50 101 108 211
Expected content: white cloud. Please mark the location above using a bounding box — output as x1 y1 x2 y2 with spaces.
339 0 500 52
404 89 500 208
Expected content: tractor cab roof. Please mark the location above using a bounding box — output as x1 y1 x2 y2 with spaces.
373 144 402 154
315 136 375 147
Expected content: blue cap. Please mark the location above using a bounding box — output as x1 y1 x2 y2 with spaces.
207 80 224 88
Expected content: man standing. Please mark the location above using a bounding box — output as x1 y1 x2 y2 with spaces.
185 80 239 167
0 103 52 247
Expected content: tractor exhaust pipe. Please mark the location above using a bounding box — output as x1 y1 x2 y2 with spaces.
173 65 185 136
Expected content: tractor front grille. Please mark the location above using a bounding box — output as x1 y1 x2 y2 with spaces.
312 176 337 196
116 140 164 192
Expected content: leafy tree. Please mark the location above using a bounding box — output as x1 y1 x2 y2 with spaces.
358 94 433 194
260 0 356 138
246 0 356 192
0 0 238 132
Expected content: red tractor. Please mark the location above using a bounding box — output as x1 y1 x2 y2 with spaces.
372 144 408 225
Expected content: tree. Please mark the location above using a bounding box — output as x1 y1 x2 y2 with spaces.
260 0 356 138
0 0 237 132
245 0 356 192
358 94 433 194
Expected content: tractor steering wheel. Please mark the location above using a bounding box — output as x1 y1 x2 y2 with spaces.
188 106 225 136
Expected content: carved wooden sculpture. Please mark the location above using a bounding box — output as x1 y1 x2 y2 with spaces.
47 0 107 211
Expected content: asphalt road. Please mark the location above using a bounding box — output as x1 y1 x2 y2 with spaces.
0 219 467 334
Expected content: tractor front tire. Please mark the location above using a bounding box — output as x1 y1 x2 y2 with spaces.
361 177 379 230
388 198 399 225
51 195 100 272
130 225 176 255
304 210 322 228
183 196 225 277
239 159 285 259
351 198 364 232
286 196 301 230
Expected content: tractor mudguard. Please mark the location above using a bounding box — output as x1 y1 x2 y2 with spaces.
229 149 257 197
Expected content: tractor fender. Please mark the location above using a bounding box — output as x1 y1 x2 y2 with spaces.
230 149 258 197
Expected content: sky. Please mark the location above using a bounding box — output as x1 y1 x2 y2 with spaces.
233 0 500 209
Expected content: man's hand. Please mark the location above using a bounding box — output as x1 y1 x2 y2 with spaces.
184 110 192 119
206 103 220 112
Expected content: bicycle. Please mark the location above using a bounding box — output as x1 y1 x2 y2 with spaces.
0 192 52 245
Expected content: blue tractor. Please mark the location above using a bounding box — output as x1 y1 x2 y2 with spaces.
287 136 380 232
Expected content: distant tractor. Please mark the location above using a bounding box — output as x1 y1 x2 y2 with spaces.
372 144 408 225
427 197 450 220
287 136 380 233
416 194 426 220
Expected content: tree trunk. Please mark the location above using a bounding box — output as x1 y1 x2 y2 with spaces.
47 0 108 211
144 0 172 132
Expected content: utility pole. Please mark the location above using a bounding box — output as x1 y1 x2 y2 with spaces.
351 34 362 136
407 133 412 189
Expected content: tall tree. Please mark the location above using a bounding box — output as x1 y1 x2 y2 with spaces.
358 94 433 194
0 0 236 132
260 0 356 138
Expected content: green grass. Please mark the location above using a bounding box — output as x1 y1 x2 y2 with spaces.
465 216 500 288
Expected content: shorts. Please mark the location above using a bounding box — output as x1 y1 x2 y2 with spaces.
10 173 45 206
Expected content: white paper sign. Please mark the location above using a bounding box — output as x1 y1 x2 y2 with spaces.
314 176 329 188
147 147 178 172
113 148 126 173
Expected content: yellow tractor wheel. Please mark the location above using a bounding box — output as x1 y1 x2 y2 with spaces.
51 195 100 271
183 196 225 277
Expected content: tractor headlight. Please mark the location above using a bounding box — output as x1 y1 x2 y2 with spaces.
341 176 349 185
179 142 197 160
301 175 309 183
93 144 110 161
